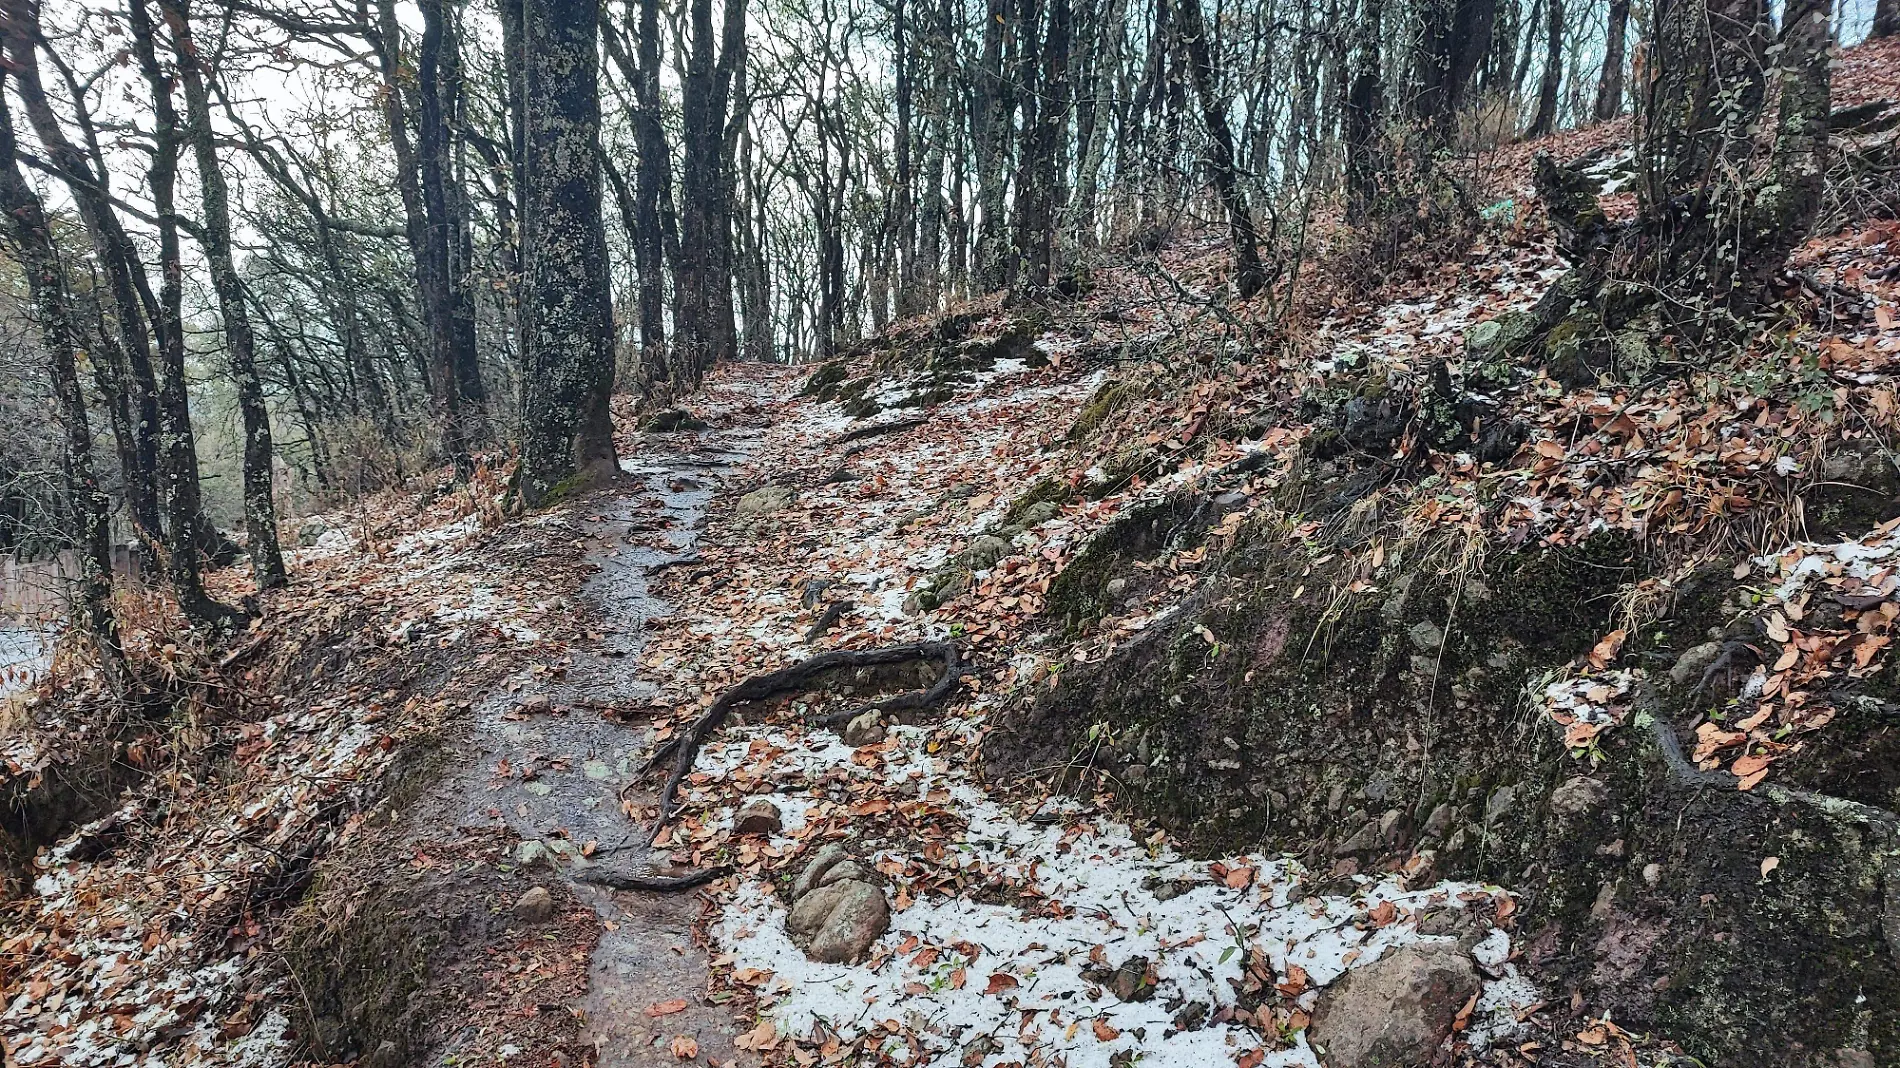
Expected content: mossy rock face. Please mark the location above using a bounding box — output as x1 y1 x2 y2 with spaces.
1543 307 1612 387
1043 491 1222 633
802 360 850 399
989 530 1900 1065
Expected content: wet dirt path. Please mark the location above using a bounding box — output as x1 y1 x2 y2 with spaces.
427 423 762 1066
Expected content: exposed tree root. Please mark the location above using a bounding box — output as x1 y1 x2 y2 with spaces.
574 864 728 892
642 641 959 835
827 415 929 446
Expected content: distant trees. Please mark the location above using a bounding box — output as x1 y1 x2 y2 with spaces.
0 0 1864 654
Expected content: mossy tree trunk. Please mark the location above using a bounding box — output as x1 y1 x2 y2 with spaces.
515 0 619 507
127 0 244 632
163 0 289 592
0 53 126 691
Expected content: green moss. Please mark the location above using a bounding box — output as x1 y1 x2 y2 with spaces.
1069 382 1134 443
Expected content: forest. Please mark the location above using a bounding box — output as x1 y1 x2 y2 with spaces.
3 0 1900 1064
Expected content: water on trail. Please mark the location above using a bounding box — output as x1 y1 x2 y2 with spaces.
424 426 761 1066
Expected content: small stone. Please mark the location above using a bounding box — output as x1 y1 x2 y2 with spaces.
1549 776 1610 817
296 517 330 547
1590 881 1617 922
1104 577 1130 600
514 885 554 924
1483 784 1516 825
733 798 783 836
737 485 797 517
1643 862 1663 887
1406 620 1445 652
1669 640 1726 688
517 695 553 715
1378 809 1404 843
1334 818 1384 856
841 710 886 747
1311 943 1482 1068
1421 803 1456 842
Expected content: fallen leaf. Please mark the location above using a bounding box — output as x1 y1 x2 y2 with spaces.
647 999 689 1017
1092 1019 1121 1041
670 1035 699 1059
984 972 1019 995
1760 856 1780 878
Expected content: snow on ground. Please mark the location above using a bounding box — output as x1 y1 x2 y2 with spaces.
701 719 1538 1068
0 624 50 696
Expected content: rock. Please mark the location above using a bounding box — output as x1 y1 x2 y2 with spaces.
1104 577 1130 600
1378 808 1403 843
641 408 708 432
733 798 783 836
786 878 890 963
296 517 330 547
841 710 886 747
516 694 553 716
1406 620 1445 652
1464 311 1538 364
793 844 853 899
1310 943 1482 1068
1334 818 1384 856
513 885 554 924
1015 500 1061 528
1669 640 1725 688
737 485 797 517
1549 776 1609 817
959 534 1012 572
1421 803 1456 842
1482 784 1516 825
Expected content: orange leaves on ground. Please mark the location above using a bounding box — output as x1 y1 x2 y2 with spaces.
669 1035 700 1059
647 998 689 1017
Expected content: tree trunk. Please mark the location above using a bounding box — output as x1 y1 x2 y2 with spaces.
1594 0 1629 120
162 0 288 592
973 0 1016 292
2 0 165 558
127 0 241 631
1172 0 1268 298
674 0 746 389
1010 0 1065 290
1523 0 1562 138
1876 0 1900 38
1344 0 1385 216
373 0 470 474
516 0 619 507
0 60 125 687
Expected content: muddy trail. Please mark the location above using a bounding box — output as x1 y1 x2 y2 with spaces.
405 418 765 1065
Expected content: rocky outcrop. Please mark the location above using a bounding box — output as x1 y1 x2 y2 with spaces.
988 532 1900 1067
